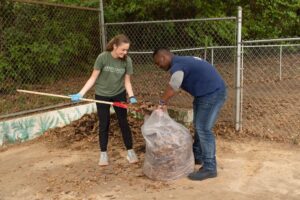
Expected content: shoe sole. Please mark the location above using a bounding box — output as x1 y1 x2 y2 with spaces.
126 156 138 164
188 173 217 181
127 160 138 164
98 162 109 166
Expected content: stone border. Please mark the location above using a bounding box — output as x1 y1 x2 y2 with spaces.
0 104 193 146
0 103 98 146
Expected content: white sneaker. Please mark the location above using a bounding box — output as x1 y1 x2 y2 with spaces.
127 149 138 164
98 152 109 166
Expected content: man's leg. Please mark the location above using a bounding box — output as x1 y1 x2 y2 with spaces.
188 89 227 180
192 100 203 165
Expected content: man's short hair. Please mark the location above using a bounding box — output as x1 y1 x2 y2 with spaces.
152 47 170 58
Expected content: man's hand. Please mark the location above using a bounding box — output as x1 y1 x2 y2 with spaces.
158 99 167 111
157 104 167 111
161 85 175 104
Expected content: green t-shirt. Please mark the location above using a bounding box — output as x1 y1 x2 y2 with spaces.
93 51 133 97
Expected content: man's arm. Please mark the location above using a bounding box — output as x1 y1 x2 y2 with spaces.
160 71 184 105
160 85 176 105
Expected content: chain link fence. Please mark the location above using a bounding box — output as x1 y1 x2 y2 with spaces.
242 40 300 143
1 1 299 143
1 0 238 125
0 0 101 118
105 18 237 123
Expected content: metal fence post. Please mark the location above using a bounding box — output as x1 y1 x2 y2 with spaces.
99 0 106 50
240 44 244 130
235 6 242 131
279 45 282 80
211 48 214 65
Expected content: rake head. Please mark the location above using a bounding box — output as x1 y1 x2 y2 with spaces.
112 102 128 109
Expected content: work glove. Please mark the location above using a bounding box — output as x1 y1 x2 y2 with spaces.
129 96 137 104
69 93 82 102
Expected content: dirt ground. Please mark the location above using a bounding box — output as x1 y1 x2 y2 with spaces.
0 113 300 200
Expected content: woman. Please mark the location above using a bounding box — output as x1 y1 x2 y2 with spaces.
70 34 138 166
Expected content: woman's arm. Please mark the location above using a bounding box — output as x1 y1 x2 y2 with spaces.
79 69 100 96
124 74 134 97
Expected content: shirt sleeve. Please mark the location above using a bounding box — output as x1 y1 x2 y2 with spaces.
126 56 133 75
93 53 104 70
169 71 184 91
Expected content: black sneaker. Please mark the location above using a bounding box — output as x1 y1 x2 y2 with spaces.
188 168 217 181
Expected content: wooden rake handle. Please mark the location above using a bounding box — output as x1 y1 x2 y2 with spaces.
17 89 128 109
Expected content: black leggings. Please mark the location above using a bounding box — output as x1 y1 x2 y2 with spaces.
95 91 133 152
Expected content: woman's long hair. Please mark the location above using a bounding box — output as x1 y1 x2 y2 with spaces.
106 34 130 51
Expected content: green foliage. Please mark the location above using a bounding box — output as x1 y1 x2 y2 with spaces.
184 20 236 47
102 0 299 40
36 0 299 41
239 0 300 39
1 0 298 88
0 53 9 83
1 1 99 85
50 0 99 7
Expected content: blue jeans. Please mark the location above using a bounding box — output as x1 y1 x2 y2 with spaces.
193 88 227 171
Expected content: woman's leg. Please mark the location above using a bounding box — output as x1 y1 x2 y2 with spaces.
95 95 111 152
112 91 133 150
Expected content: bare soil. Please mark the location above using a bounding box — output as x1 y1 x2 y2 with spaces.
0 112 299 200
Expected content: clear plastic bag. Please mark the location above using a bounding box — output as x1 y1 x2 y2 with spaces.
141 109 194 181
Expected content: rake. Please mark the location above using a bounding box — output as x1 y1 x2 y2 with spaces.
17 89 128 109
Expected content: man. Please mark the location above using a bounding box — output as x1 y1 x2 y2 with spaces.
153 48 227 181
